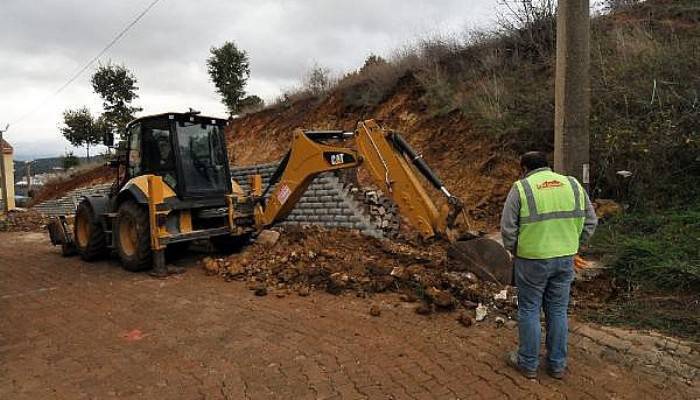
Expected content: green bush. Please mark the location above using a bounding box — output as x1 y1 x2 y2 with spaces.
592 204 700 292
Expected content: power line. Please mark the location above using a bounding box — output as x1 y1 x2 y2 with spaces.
7 0 163 128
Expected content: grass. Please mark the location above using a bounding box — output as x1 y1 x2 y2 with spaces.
592 204 700 292
582 295 700 342
579 203 700 340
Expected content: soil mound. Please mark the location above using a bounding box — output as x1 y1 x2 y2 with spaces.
202 226 516 317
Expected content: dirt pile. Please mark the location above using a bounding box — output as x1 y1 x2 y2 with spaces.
29 165 115 206
203 226 516 317
226 77 520 231
0 210 49 232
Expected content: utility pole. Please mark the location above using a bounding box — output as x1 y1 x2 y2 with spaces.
0 124 9 213
554 0 591 189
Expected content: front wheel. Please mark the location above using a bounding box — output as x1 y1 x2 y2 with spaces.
115 201 152 272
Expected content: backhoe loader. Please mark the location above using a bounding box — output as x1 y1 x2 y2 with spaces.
48 111 511 282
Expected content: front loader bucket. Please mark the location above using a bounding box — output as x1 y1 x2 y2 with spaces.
47 216 78 257
447 238 513 286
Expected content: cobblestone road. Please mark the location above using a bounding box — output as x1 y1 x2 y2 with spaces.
0 232 696 399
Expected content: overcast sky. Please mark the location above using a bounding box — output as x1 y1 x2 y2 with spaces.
0 0 500 160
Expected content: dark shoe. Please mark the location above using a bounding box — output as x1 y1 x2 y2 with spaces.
505 351 537 379
546 367 565 380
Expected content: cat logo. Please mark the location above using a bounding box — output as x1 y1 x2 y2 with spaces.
324 152 355 166
330 153 345 165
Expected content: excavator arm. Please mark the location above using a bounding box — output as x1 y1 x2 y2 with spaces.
253 119 464 240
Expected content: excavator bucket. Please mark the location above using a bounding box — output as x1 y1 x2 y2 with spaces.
447 237 513 286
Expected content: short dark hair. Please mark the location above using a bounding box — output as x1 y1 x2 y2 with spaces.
520 151 549 171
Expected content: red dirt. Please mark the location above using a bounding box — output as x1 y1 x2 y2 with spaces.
226 76 519 230
29 165 116 206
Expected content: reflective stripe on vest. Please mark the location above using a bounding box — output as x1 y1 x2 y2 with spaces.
518 176 586 224
514 170 586 259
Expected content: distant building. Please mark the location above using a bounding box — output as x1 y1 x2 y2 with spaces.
1 139 15 210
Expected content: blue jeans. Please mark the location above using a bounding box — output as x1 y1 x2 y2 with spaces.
514 256 574 372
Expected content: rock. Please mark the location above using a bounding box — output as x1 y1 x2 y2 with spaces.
399 293 418 303
257 230 280 247
275 292 286 298
390 266 408 280
369 304 381 317
415 303 433 315
254 287 268 296
406 264 425 277
457 312 475 327
475 303 488 322
368 263 393 276
371 275 394 292
297 286 311 297
202 257 219 275
505 320 518 329
465 272 479 284
494 289 508 301
426 286 455 308
278 267 298 282
495 316 505 327
595 199 623 219
461 300 478 309
327 272 349 295
226 262 244 277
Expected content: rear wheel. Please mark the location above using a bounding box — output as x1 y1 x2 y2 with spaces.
115 200 152 272
74 200 107 261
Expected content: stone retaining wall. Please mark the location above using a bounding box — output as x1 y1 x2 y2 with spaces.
32 163 388 237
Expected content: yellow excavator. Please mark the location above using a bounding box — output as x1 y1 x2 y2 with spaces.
48 111 511 282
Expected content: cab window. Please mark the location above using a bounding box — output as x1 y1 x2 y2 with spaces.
127 123 141 177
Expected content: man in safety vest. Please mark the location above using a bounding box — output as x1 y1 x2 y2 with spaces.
501 151 598 379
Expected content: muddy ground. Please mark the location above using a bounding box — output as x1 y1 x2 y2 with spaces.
1 231 697 399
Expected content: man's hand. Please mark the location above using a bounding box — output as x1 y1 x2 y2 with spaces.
574 254 590 270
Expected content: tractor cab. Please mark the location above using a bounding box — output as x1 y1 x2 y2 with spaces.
122 112 231 199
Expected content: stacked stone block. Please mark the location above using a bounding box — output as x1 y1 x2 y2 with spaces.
32 162 387 238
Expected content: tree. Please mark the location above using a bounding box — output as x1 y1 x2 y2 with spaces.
361 54 387 71
60 107 106 160
239 95 265 114
62 151 80 170
91 62 142 136
207 41 251 115
304 64 332 96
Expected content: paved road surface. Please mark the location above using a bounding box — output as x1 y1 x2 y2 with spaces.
0 232 695 399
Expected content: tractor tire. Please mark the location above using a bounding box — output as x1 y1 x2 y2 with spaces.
210 233 251 254
61 243 78 257
115 200 152 272
74 200 107 261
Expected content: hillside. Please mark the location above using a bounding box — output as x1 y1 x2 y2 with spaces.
225 0 699 229
13 155 105 182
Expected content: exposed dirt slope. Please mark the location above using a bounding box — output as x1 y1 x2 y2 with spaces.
29 165 116 206
227 76 518 229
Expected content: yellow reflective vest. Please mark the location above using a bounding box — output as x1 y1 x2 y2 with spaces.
514 169 586 259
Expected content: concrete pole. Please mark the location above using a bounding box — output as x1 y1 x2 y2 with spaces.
0 129 9 213
554 0 591 189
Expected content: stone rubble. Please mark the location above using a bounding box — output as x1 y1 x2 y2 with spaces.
202 225 516 321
